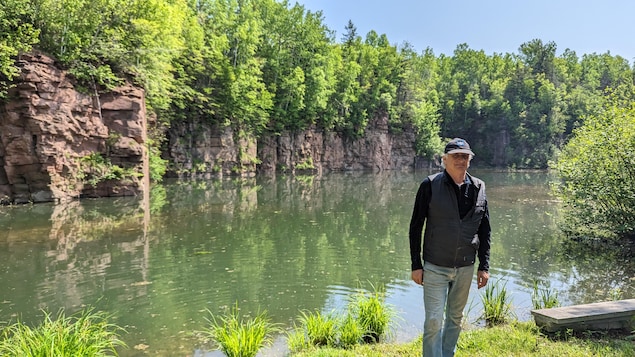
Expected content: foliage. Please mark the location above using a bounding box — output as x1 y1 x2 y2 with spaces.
295 157 315 171
0 0 39 98
479 279 514 326
551 97 635 239
200 304 279 357
348 284 394 343
78 153 137 187
2 0 635 172
147 138 167 183
0 307 126 356
531 280 561 310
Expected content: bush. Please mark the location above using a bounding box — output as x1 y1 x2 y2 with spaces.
552 97 635 240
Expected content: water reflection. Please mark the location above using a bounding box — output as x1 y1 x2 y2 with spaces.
0 171 633 356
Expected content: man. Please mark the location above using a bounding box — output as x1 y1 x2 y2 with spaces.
409 138 491 357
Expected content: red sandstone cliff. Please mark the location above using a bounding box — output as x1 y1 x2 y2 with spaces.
0 53 148 204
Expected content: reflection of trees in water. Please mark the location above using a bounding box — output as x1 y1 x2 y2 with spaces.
560 239 635 304
146 172 416 329
5 171 632 356
0 198 150 323
465 170 634 307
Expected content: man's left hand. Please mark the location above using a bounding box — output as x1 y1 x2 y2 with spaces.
477 270 489 289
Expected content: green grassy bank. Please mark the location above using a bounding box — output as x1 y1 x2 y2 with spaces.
294 321 634 357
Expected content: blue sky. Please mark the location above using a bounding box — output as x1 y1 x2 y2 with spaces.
293 0 635 64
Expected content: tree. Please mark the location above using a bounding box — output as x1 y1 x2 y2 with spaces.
552 96 635 240
0 0 39 98
258 0 335 132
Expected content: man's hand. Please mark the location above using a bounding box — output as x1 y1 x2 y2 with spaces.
411 269 423 285
477 270 489 289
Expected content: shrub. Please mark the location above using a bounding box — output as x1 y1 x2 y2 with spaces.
552 97 635 240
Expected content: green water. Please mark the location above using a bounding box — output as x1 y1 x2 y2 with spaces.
0 170 633 356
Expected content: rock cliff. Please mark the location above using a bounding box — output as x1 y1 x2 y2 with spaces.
0 53 148 204
1 53 429 204
164 115 426 178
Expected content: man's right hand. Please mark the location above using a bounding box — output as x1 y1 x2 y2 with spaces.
411 269 424 285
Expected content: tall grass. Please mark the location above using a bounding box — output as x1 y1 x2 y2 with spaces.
295 310 339 348
0 307 126 357
531 281 560 309
337 313 364 349
201 304 279 357
288 283 395 353
348 285 394 343
480 279 514 326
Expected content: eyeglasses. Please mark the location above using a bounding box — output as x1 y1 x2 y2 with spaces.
449 153 471 160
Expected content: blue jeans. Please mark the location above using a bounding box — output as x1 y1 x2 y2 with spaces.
422 262 474 357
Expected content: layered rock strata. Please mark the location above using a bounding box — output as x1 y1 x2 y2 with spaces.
0 53 147 204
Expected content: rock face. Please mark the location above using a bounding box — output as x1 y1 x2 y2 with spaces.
165 113 428 178
258 115 419 174
0 53 148 204
164 121 258 178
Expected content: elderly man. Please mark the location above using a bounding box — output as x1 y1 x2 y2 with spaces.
409 138 491 357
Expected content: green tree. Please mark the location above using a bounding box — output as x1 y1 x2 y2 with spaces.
552 97 635 239
396 46 442 157
210 0 272 134
0 0 39 98
258 0 335 132
32 0 191 111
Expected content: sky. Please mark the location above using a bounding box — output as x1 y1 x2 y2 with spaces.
293 0 635 64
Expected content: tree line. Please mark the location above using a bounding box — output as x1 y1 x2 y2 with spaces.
1 0 634 170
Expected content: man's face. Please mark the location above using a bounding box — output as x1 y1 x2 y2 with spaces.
445 153 471 172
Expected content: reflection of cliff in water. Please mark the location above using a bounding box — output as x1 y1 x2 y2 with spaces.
2 171 633 356
0 196 150 322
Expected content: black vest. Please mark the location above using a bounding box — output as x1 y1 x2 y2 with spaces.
423 172 487 268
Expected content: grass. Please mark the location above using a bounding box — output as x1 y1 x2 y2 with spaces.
480 279 514 326
3 283 632 357
288 283 395 353
338 312 364 349
293 321 635 357
531 280 561 309
293 310 338 348
0 307 126 357
351 285 394 343
200 304 280 357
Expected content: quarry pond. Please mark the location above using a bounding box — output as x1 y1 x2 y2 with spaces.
1 170 633 356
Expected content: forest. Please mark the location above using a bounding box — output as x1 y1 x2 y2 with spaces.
2 0 634 170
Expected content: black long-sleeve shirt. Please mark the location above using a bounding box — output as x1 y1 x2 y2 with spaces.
409 171 491 272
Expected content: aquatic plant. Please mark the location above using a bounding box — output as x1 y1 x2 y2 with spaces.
480 279 515 326
0 307 126 357
531 280 561 310
201 304 279 357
